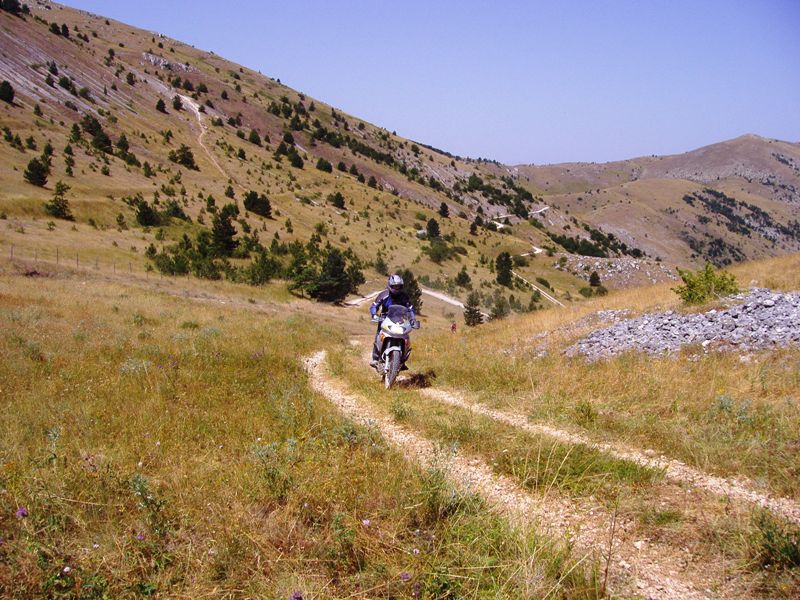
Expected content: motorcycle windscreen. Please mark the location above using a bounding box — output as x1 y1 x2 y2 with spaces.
385 305 411 324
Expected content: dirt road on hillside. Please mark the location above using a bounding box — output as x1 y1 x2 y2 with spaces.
421 387 800 526
304 350 747 600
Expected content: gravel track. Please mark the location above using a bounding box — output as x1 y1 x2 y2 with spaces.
303 351 744 599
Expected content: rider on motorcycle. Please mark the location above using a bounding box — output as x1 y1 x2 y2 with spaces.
369 274 416 367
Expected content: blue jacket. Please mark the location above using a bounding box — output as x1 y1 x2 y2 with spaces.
370 289 415 320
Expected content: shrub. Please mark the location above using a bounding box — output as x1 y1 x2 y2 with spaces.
168 144 198 170
327 191 345 209
672 262 739 305
0 80 14 104
463 292 483 326
43 181 74 220
23 157 48 187
243 190 272 218
495 252 513 287
248 129 262 146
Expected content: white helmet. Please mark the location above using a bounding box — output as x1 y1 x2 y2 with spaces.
388 274 404 293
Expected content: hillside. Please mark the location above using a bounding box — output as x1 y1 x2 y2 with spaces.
1 1 799 314
3 5 800 597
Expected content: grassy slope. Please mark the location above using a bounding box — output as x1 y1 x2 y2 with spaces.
0 261 603 598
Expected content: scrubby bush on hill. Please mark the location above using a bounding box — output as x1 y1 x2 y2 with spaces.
0 80 14 103
23 157 48 186
168 144 198 170
672 262 739 305
243 190 272 218
43 181 73 220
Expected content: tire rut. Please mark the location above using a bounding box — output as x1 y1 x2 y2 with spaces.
420 387 800 526
303 351 741 600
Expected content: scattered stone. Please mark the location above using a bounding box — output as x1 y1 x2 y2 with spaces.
565 288 800 360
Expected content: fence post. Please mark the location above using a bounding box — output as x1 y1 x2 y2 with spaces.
76 253 79 268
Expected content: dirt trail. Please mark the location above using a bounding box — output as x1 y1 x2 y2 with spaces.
304 351 741 600
421 387 800 526
178 94 231 182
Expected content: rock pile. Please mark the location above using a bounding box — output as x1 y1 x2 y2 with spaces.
565 288 800 360
555 254 678 289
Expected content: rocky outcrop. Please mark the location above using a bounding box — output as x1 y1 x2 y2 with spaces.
566 288 800 360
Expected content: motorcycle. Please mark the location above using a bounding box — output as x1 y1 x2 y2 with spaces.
372 305 420 389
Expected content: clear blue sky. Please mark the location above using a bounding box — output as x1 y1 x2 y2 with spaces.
62 0 800 165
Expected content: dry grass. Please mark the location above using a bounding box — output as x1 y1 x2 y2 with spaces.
413 255 800 499
0 265 601 598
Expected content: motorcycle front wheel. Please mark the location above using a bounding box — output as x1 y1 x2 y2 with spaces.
384 351 401 389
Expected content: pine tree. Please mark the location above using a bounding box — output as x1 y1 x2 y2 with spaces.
455 266 471 288
211 204 238 257
172 95 183 111
589 271 601 287
248 129 262 146
374 253 388 276
43 181 73 220
439 202 450 218
156 98 166 113
0 80 15 104
308 248 351 302
426 218 440 239
23 157 48 187
495 252 513 287
490 294 510 320
399 268 423 314
463 291 483 326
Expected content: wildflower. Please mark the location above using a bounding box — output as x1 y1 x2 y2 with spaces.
62 566 71 574
399 571 412 582
15 507 28 518
92 543 100 549
135 532 146 541
290 592 303 600
207 548 217 556
412 548 420 555
361 519 370 527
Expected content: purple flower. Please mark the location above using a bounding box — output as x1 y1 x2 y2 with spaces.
361 518 370 527
135 532 146 541
15 507 28 518
399 571 412 582
290 593 304 600
412 548 420 555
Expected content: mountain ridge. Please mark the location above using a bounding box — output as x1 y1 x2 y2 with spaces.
2 1 799 304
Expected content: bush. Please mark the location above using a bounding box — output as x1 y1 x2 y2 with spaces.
23 157 48 187
0 80 14 104
243 190 272 218
168 144 198 170
248 129 262 146
672 262 739 305
43 181 73 220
